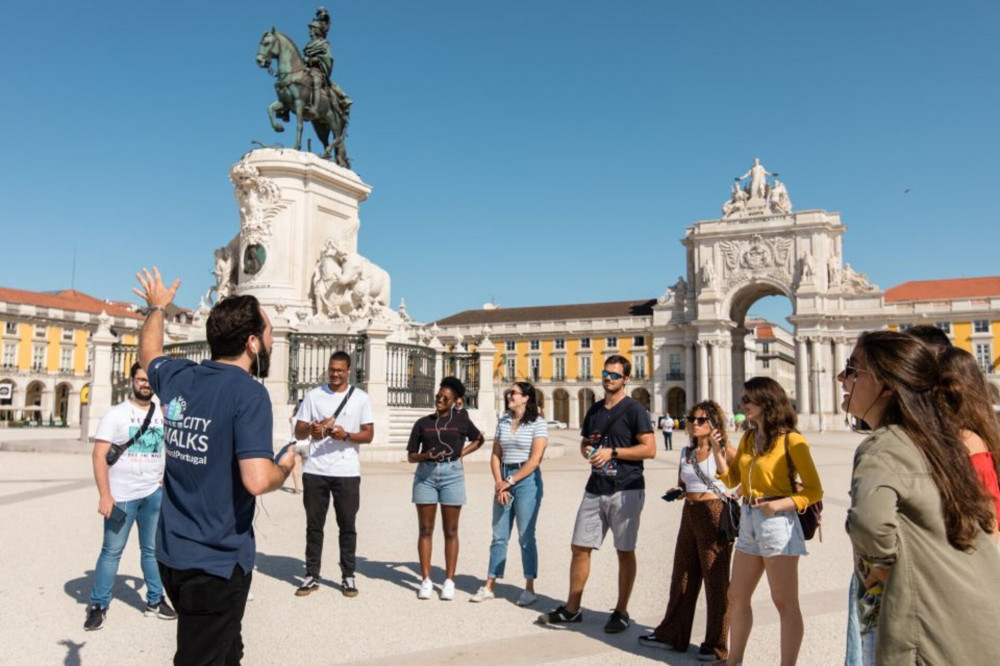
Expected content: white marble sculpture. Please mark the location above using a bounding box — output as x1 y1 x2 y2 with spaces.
230 156 286 246
206 237 239 305
723 159 793 219
736 158 774 202
770 179 792 214
310 237 392 321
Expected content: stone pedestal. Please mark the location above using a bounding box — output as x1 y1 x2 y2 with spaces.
85 314 116 438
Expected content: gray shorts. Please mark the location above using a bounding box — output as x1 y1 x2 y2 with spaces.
571 490 645 551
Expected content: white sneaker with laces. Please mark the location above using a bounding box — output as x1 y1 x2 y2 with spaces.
470 586 495 603
516 589 537 606
417 578 434 600
440 578 456 601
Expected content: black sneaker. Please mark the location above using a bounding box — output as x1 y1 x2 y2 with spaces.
537 605 582 625
638 633 670 649
697 646 719 661
145 600 177 620
84 604 106 631
341 577 359 598
295 575 321 597
604 608 630 633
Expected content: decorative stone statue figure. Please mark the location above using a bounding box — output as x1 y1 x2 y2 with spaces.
770 179 792 214
701 261 717 289
736 158 776 201
722 182 750 217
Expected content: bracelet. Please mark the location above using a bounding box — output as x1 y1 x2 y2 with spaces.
145 306 166 316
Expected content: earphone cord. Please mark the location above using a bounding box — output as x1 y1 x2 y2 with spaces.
434 407 455 457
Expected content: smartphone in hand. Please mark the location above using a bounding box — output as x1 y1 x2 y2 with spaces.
661 487 684 502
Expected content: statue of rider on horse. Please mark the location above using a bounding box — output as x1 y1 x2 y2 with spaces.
256 7 352 168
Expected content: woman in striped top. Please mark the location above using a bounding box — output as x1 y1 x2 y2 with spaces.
470 382 548 605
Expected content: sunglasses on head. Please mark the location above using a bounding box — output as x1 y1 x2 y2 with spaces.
601 370 624 380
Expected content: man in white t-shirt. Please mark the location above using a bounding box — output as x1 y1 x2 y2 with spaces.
658 413 674 451
84 363 175 631
293 351 374 598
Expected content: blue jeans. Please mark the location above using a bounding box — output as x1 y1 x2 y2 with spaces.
89 486 164 608
488 467 543 580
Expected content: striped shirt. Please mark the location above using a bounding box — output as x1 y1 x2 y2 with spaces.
495 414 548 464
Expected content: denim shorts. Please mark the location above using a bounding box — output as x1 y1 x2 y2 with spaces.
735 503 807 557
412 460 466 505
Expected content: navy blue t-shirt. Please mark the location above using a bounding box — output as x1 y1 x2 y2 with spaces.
148 357 273 578
580 396 653 495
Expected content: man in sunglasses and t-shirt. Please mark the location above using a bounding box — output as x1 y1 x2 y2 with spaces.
538 354 655 633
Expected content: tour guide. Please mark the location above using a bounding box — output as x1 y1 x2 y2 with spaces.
134 267 297 665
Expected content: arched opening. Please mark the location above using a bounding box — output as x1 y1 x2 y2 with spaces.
578 388 595 424
666 387 686 418
0 380 15 424
631 387 650 411
727 285 797 414
55 383 71 424
552 389 570 425
25 381 44 423
536 391 545 418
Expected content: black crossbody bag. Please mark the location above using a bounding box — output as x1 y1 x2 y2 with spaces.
105 403 157 467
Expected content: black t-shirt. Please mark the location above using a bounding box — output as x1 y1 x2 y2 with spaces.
406 409 481 463
580 396 653 495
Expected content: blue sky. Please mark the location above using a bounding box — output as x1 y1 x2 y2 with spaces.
2 1 997 324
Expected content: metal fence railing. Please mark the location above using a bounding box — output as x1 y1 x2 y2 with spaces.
288 333 367 404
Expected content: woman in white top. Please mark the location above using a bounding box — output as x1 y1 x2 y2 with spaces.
470 382 548 605
640 400 736 662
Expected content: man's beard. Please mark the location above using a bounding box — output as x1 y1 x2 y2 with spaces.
254 345 271 378
134 386 154 401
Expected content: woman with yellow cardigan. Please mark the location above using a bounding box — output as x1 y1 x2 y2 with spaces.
716 377 823 666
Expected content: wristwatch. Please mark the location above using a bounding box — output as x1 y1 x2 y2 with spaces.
505 475 515 486
611 447 618 459
342 432 351 442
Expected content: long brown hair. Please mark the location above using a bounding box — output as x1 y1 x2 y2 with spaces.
742 376 797 453
857 330 994 550
687 400 730 449
937 346 1000 483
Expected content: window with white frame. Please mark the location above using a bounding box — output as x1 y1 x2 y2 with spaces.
31 345 45 370
60 348 73 371
530 357 540 381
975 343 993 373
974 320 990 334
529 339 540 351
505 340 516 352
505 357 516 381
606 336 618 348
633 335 645 347
2 343 16 368
34 325 47 339
633 353 646 379
554 357 566 381
62 328 74 341
579 337 591 349
579 355 591 379
554 338 565 350
669 353 681 374
762 358 771 369
4 321 16 335
936 322 951 334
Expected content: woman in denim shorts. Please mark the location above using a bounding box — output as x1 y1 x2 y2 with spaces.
406 377 484 601
717 377 823 666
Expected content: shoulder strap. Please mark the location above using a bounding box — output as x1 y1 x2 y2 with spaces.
332 385 356 421
783 432 798 492
597 402 628 446
115 403 157 454
689 446 723 495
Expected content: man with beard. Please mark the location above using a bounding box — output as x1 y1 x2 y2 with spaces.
294 350 374 598
84 362 175 631
134 268 296 665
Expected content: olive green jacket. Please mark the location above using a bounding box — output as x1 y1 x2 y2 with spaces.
848 424 1000 665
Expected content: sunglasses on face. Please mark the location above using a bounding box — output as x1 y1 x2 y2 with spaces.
601 370 625 380
739 395 755 405
688 416 712 425
842 361 870 379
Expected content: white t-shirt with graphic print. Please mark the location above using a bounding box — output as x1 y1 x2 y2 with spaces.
94 400 165 502
296 385 374 477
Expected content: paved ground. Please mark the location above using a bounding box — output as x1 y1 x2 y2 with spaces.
0 427 863 665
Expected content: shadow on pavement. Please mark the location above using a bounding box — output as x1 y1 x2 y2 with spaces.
57 639 84 666
63 570 147 613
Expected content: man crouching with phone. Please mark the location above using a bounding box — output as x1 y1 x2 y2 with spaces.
84 362 175 631
537 355 655 633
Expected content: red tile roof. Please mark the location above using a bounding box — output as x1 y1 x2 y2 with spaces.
0 287 142 319
434 299 657 326
885 277 1000 303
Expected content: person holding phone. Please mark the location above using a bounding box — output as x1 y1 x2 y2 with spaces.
470 382 548 606
84 362 174 631
407 377 485 600
640 401 735 661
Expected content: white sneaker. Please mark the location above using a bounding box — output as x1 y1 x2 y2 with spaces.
516 589 537 606
417 578 434 600
440 578 456 601
470 586 495 603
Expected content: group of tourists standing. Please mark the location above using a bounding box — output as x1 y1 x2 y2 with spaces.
82 270 1000 665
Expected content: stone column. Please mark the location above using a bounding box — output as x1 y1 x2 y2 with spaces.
362 323 392 448
796 337 810 415
731 331 745 412
710 342 722 405
40 382 54 424
67 388 81 427
811 338 825 431
476 337 498 438
684 342 695 407
832 338 848 416
568 391 580 429
718 339 734 414
697 340 709 402
85 313 116 438
267 317 295 444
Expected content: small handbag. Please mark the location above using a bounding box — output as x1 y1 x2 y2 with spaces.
688 446 740 543
783 434 823 541
105 403 157 467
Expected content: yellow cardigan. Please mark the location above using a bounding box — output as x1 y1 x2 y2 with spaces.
718 430 823 512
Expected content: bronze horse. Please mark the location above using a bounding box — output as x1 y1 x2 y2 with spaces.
255 29 350 168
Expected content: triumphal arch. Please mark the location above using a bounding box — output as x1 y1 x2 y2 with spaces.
652 159 886 430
